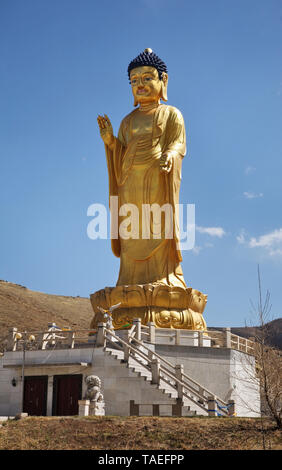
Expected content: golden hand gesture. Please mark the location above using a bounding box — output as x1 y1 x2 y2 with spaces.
160 152 173 173
97 114 114 148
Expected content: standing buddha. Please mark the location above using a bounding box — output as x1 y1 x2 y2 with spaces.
91 49 207 330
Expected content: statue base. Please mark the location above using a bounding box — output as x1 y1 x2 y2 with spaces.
78 400 105 416
90 283 207 330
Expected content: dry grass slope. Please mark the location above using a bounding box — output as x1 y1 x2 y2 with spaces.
0 280 93 341
0 416 281 450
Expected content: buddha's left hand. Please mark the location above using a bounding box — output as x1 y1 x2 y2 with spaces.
160 153 173 173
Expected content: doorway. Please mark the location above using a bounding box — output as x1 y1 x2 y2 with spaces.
23 375 48 416
52 374 82 416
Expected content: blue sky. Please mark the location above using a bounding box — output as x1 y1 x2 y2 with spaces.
0 0 281 327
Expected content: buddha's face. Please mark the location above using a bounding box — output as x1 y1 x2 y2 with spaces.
130 66 166 105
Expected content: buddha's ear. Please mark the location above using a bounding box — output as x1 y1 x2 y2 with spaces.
160 73 168 102
133 95 139 107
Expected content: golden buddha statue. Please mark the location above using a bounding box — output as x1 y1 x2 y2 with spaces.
90 49 207 330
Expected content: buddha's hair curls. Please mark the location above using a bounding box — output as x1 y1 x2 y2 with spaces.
128 49 168 82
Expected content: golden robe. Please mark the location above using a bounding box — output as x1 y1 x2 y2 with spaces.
105 104 187 288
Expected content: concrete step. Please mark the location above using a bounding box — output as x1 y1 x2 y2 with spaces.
129 367 152 379
104 343 208 417
182 408 198 417
107 349 149 368
106 348 124 358
107 347 180 399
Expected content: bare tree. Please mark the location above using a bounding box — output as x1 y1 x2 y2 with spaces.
249 265 282 430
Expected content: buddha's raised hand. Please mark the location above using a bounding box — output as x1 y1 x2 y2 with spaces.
97 114 114 148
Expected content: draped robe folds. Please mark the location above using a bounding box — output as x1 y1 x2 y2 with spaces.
105 104 187 288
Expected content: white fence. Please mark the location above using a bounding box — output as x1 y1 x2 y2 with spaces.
3 320 255 356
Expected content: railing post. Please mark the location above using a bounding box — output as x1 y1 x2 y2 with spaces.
172 398 184 417
67 330 75 349
198 387 205 404
208 395 217 416
175 329 181 345
243 338 247 353
133 318 141 341
223 328 231 348
96 322 106 347
8 328 18 351
227 400 236 417
198 331 204 347
125 328 131 342
175 364 184 399
148 322 155 344
151 358 160 384
248 339 255 355
123 342 130 362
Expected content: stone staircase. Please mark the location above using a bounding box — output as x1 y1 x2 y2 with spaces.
104 346 203 417
93 322 235 417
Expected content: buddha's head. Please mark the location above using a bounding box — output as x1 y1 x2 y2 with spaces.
128 48 168 107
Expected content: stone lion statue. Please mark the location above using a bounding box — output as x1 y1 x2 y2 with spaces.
84 375 104 402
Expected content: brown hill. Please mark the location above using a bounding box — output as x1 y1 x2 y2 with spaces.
0 280 93 342
231 319 282 350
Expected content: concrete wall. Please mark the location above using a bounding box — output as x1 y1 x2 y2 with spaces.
0 348 94 417
0 359 22 417
231 351 260 417
0 343 260 418
0 347 177 417
154 344 260 417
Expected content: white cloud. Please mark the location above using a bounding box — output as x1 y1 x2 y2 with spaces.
192 242 214 255
192 245 202 255
192 226 226 255
269 249 282 257
249 228 282 249
236 229 247 244
245 166 256 175
196 226 226 238
238 228 282 258
243 191 263 199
